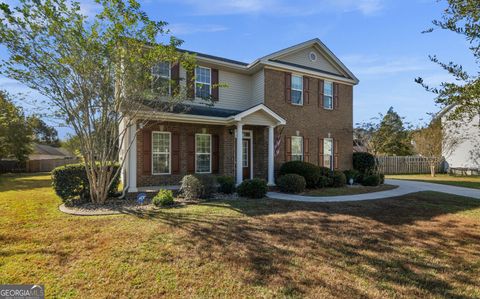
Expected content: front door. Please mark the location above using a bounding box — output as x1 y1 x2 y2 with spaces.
242 139 251 180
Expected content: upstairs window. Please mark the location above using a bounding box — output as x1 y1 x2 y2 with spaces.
195 66 211 99
324 81 333 109
323 138 333 170
291 136 303 161
291 75 303 105
152 62 170 95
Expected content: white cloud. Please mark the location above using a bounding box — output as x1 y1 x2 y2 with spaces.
342 55 432 76
168 23 228 35
162 0 386 16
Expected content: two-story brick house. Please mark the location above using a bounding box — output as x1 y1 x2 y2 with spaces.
120 39 359 192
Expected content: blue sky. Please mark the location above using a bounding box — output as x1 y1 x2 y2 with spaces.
1 0 477 138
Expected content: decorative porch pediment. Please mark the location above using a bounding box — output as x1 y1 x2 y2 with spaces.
233 104 286 126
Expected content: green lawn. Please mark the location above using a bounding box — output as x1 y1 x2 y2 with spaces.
1 173 480 298
386 174 480 189
303 184 397 196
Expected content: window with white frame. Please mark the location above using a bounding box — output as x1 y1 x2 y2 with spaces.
152 132 171 174
324 81 333 109
291 136 303 161
323 138 333 170
195 66 211 99
152 62 170 95
291 75 303 105
196 134 211 173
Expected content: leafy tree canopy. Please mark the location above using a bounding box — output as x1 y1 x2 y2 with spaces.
28 115 60 147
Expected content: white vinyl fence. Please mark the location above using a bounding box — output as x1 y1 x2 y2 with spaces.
376 156 445 175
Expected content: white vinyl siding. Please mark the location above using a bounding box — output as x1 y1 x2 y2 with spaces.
291 136 303 161
152 132 171 175
251 70 264 106
195 134 212 174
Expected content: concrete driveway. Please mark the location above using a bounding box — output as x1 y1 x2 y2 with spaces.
266 179 480 203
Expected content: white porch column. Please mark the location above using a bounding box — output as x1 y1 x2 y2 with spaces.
268 125 275 186
128 122 137 192
236 122 243 185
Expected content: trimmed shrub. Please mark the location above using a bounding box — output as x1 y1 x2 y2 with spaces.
343 169 360 184
196 174 217 199
152 189 174 207
279 161 322 188
331 171 347 188
180 175 202 200
362 174 381 186
353 152 376 175
379 173 385 184
277 174 306 194
217 176 235 194
318 166 332 177
51 163 120 204
317 175 330 188
237 178 268 199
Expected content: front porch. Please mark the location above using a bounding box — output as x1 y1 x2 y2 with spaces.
121 104 286 192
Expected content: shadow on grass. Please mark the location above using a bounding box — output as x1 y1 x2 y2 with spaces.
121 192 480 297
0 173 52 191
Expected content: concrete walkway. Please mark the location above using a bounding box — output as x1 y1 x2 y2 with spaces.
266 179 480 203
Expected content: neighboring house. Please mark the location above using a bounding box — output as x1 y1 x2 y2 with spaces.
27 144 77 172
440 105 480 175
119 39 359 192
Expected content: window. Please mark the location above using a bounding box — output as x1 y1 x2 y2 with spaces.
152 132 170 174
242 140 249 167
152 62 170 95
323 138 333 170
324 81 333 109
196 134 211 173
291 136 303 161
195 66 211 99
291 75 303 105
309 51 317 62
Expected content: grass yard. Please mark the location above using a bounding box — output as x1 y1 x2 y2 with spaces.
387 174 480 189
303 184 397 196
1 173 480 298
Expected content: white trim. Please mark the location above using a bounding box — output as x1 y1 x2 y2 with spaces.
291 74 303 106
151 131 172 175
291 136 303 161
323 138 334 170
195 133 212 174
236 123 243 185
194 66 212 99
234 129 254 180
233 104 287 125
267 126 275 186
128 122 137 192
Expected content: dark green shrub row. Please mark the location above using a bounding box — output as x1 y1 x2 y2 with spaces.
353 152 376 175
51 163 120 204
277 174 306 193
180 174 217 200
217 176 235 194
279 161 347 189
237 178 268 199
362 174 381 186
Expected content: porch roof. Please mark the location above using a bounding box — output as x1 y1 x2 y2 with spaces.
136 102 286 126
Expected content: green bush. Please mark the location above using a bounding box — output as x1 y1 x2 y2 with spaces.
343 169 360 184
353 152 376 175
279 161 323 188
152 189 174 207
237 178 268 199
379 173 385 184
277 174 306 194
331 171 347 187
317 175 330 188
180 175 202 200
51 163 120 204
196 174 217 199
217 176 235 194
362 174 381 186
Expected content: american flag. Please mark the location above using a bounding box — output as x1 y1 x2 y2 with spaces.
274 127 284 156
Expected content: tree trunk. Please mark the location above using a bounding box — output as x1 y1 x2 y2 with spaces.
430 164 436 177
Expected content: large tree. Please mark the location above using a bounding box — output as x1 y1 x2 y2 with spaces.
28 115 60 147
0 0 197 204
416 0 480 123
0 90 32 162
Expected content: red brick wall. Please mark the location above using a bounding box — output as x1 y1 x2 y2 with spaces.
264 68 354 171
